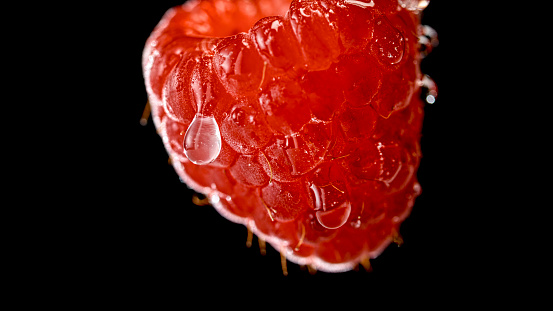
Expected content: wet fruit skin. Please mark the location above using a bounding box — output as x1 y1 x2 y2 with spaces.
143 0 427 272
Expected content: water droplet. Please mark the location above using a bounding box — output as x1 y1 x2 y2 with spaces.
420 74 438 104
183 114 222 165
373 16 405 66
315 200 352 230
309 179 352 230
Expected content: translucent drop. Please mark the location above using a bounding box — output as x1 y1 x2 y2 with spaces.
373 16 405 66
315 200 352 230
310 183 352 229
183 114 222 165
420 74 438 104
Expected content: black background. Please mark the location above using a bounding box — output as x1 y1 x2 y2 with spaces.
49 0 503 303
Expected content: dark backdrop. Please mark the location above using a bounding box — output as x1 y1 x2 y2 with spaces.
82 0 491 301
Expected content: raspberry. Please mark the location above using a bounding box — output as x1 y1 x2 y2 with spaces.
143 0 435 272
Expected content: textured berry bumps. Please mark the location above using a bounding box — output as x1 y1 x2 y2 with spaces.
143 0 433 272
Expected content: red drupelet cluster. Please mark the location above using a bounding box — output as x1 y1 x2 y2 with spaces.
143 0 430 272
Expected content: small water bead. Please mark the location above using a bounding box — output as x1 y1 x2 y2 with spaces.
309 179 351 230
425 93 435 104
183 114 222 165
373 16 405 66
420 74 438 104
316 201 352 229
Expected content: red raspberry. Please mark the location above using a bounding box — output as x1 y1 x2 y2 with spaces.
143 0 434 272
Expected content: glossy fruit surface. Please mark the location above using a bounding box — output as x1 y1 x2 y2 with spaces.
143 0 432 272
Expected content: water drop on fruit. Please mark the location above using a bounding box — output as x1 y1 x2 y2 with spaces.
420 74 438 104
315 200 352 230
183 114 222 165
350 218 362 229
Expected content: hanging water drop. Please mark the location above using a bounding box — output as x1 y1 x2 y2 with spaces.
420 74 438 104
183 114 222 165
373 16 405 66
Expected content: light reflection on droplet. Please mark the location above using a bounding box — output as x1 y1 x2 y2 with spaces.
420 74 438 104
426 94 436 104
183 114 222 165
